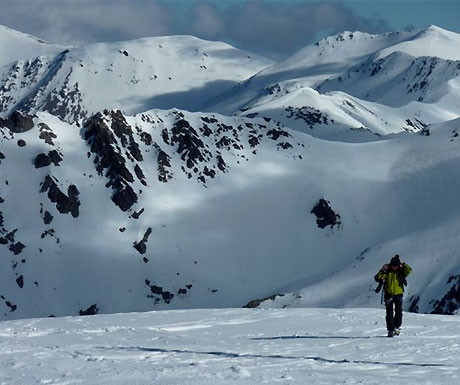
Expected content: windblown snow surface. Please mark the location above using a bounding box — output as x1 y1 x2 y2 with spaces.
0 308 459 385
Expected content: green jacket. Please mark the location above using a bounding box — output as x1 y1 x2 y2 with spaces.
375 263 412 296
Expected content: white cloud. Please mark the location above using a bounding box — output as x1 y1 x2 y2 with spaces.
0 0 390 58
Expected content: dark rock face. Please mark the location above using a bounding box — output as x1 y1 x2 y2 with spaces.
131 208 144 220
84 110 140 211
134 164 147 186
16 275 24 289
311 199 342 229
111 183 137 212
286 106 331 128
405 118 428 134
40 175 80 218
83 109 301 203
9 242 25 255
34 150 62 168
408 295 420 313
158 149 173 183
0 111 35 133
145 280 174 304
170 118 210 169
243 293 285 308
0 229 17 245
431 275 460 315
277 142 293 150
38 123 57 145
133 227 152 255
34 153 52 168
79 304 99 316
266 127 290 141
43 211 54 225
48 150 63 165
1 295 17 312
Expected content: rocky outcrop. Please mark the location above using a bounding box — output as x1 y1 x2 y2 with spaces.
34 150 63 168
0 111 35 133
431 275 460 315
286 106 331 129
157 149 173 183
133 227 152 255
311 199 342 229
243 293 285 308
145 280 174 305
170 118 211 169
84 110 140 212
79 304 99 316
38 123 57 145
40 175 80 218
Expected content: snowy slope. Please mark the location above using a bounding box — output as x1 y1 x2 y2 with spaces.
1 109 460 320
0 32 273 122
206 26 460 142
377 25 460 61
317 52 460 108
0 25 66 67
0 308 459 385
205 28 424 114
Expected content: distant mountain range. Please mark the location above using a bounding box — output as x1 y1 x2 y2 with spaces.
0 24 459 319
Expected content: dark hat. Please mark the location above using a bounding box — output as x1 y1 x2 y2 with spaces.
390 255 401 266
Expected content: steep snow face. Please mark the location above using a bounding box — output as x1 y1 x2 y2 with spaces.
318 52 460 108
0 25 67 67
0 34 273 122
0 308 459 385
1 109 460 320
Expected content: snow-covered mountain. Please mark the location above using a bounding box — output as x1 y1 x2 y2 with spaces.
206 25 460 142
1 25 460 320
0 35 273 122
1 108 460 319
0 25 67 67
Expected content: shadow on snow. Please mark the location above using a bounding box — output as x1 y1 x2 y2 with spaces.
97 346 450 368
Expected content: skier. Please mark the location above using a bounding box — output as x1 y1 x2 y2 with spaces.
374 254 412 337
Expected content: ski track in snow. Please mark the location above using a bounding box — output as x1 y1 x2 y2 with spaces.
0 308 458 384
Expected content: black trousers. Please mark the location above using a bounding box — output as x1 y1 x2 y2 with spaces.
385 294 403 332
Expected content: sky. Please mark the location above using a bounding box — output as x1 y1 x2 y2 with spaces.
1 0 460 60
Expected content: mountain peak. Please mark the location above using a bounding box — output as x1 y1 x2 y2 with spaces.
0 24 66 67
0 24 48 44
423 24 452 34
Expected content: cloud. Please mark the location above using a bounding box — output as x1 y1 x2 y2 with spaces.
188 2 225 38
0 0 391 59
219 0 390 58
0 0 174 44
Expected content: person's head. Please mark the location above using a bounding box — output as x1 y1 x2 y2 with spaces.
389 254 401 270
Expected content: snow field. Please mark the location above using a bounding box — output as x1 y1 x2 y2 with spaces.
0 308 458 385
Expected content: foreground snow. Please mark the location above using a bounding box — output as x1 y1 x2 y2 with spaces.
0 308 458 384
